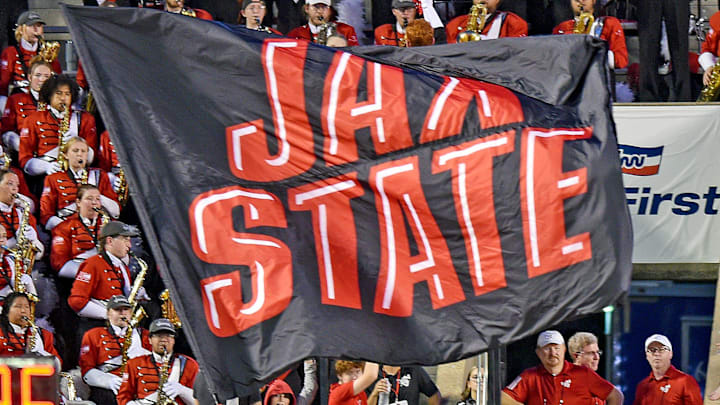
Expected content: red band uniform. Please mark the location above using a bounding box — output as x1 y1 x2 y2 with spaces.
288 23 359 46
0 321 62 364
446 11 527 43
0 43 62 97
41 168 118 228
68 253 133 315
552 16 628 69
51 212 109 274
19 108 98 172
117 352 199 405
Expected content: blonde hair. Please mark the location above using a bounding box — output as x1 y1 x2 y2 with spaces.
568 332 598 355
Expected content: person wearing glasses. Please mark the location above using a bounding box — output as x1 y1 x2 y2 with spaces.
502 330 623 405
568 332 602 372
632 334 702 405
457 367 481 405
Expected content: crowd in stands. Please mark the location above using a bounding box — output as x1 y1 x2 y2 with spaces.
0 0 716 403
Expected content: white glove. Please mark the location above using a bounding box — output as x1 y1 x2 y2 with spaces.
24 158 54 176
75 248 97 260
1 131 19 152
30 330 49 356
32 239 44 260
419 0 443 28
100 195 120 218
135 286 151 302
45 215 63 231
162 381 181 399
84 368 123 394
45 161 62 175
77 300 108 319
163 381 194 403
19 274 36 295
61 131 75 144
15 194 34 214
112 175 123 193
127 345 151 359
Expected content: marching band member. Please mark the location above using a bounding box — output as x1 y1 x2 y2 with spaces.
41 136 119 231
0 11 62 98
1 60 53 153
164 0 214 20
80 295 151 405
552 0 628 69
287 0 359 46
699 11 720 86
445 0 527 43
405 19 435 46
239 0 283 34
117 318 199 405
50 184 110 277
19 74 97 182
0 146 38 212
0 169 44 257
0 292 61 365
374 0 418 46
0 226 37 299
68 221 141 322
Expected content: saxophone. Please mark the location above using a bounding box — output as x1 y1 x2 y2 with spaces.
698 59 720 102
12 196 40 319
116 168 130 206
127 253 148 306
315 16 338 45
120 305 147 373
573 3 595 34
93 207 110 249
37 36 61 63
56 104 71 171
458 4 487 42
22 316 37 353
254 17 273 33
157 349 179 405
180 8 197 17
59 372 78 401
161 289 182 329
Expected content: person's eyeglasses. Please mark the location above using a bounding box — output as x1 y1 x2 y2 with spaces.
646 347 670 354
577 350 603 357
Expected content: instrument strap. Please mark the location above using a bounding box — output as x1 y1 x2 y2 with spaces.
79 217 100 251
12 45 30 80
0 207 19 239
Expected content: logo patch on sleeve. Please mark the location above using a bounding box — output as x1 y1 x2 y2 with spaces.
76 271 92 283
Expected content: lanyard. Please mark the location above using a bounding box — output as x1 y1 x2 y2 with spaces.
383 369 402 401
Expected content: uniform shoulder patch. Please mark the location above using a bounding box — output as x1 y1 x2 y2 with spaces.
52 236 64 246
76 271 92 283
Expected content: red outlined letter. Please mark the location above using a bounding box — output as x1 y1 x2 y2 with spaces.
370 156 464 316
421 77 524 143
20 364 55 405
190 186 292 336
288 173 364 309
432 131 514 295
520 127 592 278
322 52 412 166
0 364 9 405
226 39 315 181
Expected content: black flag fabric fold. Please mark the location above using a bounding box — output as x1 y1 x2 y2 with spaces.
63 5 632 399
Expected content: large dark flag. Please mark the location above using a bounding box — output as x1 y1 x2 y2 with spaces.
63 5 632 399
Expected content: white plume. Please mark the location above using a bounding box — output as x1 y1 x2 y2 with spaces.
336 0 370 43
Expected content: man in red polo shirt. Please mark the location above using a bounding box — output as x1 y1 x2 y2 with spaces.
502 330 624 405
632 334 702 405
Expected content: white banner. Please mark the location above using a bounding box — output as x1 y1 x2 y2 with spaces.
614 104 720 263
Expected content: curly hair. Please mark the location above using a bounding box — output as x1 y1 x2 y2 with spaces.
39 74 79 106
567 332 598 356
335 360 364 376
405 19 434 47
